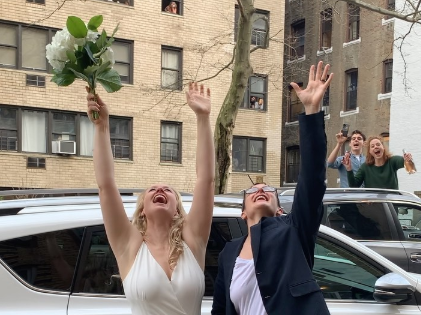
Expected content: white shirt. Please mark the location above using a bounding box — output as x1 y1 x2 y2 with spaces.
230 257 267 315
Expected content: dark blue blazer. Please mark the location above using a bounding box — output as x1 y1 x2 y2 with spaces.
211 112 330 315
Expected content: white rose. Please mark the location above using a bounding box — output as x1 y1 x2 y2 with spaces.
101 47 115 66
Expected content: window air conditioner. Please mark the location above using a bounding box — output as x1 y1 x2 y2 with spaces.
52 140 76 155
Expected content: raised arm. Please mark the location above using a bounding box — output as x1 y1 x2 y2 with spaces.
343 155 364 187
183 83 215 251
288 62 332 262
87 90 139 260
327 132 347 167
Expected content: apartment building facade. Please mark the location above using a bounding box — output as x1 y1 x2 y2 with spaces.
0 0 284 193
281 0 395 187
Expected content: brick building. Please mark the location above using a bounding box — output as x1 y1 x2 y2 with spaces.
0 0 284 193
281 0 394 188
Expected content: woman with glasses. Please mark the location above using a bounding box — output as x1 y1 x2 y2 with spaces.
212 62 333 315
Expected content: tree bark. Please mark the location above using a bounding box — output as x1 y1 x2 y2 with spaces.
214 0 254 194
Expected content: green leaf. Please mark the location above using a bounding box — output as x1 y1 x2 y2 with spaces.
96 60 111 75
96 29 108 50
68 67 90 82
111 23 120 38
87 15 103 31
66 16 88 38
51 73 76 86
84 42 100 64
84 65 100 76
66 50 77 63
97 69 123 93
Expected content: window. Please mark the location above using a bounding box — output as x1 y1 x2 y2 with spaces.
383 60 393 93
0 228 84 291
161 121 182 163
288 83 304 122
324 203 393 240
74 228 123 295
286 146 300 183
235 8 269 47
161 47 182 90
0 22 52 72
0 107 18 151
26 0 45 3
26 74 46 87
22 109 47 153
0 105 132 159
385 0 395 19
52 112 76 141
380 132 389 150
320 9 332 49
314 236 384 300
110 118 131 159
394 203 421 240
241 75 267 110
290 20 305 58
348 4 360 41
98 0 133 5
162 0 183 15
322 85 330 115
27 157 46 168
232 137 266 173
111 40 133 84
345 69 358 111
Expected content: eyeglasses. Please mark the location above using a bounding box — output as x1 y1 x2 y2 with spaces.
242 186 277 195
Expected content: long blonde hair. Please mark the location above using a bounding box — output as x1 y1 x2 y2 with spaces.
132 188 186 270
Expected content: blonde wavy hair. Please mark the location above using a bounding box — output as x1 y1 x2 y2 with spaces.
132 187 186 270
366 136 393 166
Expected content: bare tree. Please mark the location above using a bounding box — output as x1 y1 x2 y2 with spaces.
339 0 421 24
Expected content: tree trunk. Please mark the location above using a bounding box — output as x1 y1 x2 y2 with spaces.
214 0 254 194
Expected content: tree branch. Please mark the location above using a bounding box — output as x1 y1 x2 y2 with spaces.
236 0 246 19
339 0 421 23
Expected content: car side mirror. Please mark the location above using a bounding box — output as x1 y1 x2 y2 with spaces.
374 273 415 304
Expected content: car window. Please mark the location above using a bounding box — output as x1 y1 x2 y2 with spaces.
315 236 384 300
324 203 392 240
0 228 84 291
393 203 421 241
74 220 234 296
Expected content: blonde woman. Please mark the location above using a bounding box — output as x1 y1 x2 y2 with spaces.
86 82 214 315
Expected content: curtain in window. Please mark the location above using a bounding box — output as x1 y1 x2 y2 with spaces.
161 50 179 89
22 28 48 70
0 24 17 66
80 116 95 156
22 110 46 153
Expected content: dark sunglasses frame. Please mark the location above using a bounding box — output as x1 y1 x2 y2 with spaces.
241 186 281 211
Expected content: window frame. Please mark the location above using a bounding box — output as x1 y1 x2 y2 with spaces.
286 145 300 183
320 9 333 50
0 21 55 72
383 59 393 94
348 4 360 42
160 121 182 163
345 69 358 111
162 0 183 15
287 82 304 122
0 106 18 152
161 46 183 91
111 39 134 84
0 105 132 159
241 74 268 111
232 136 266 173
109 116 133 160
290 20 305 58
234 7 270 48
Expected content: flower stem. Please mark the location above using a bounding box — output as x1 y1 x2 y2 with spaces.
90 82 99 120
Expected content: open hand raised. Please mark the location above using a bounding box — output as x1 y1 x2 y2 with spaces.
290 61 333 115
186 82 211 116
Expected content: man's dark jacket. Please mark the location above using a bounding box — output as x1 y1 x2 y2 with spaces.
211 112 330 315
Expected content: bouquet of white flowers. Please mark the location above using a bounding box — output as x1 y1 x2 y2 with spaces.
46 15 122 119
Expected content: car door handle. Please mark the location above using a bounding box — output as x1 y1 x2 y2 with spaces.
410 253 421 262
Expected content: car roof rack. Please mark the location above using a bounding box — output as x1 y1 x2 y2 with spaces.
278 187 420 198
0 188 145 199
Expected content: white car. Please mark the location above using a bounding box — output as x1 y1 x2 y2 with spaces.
1 189 421 315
